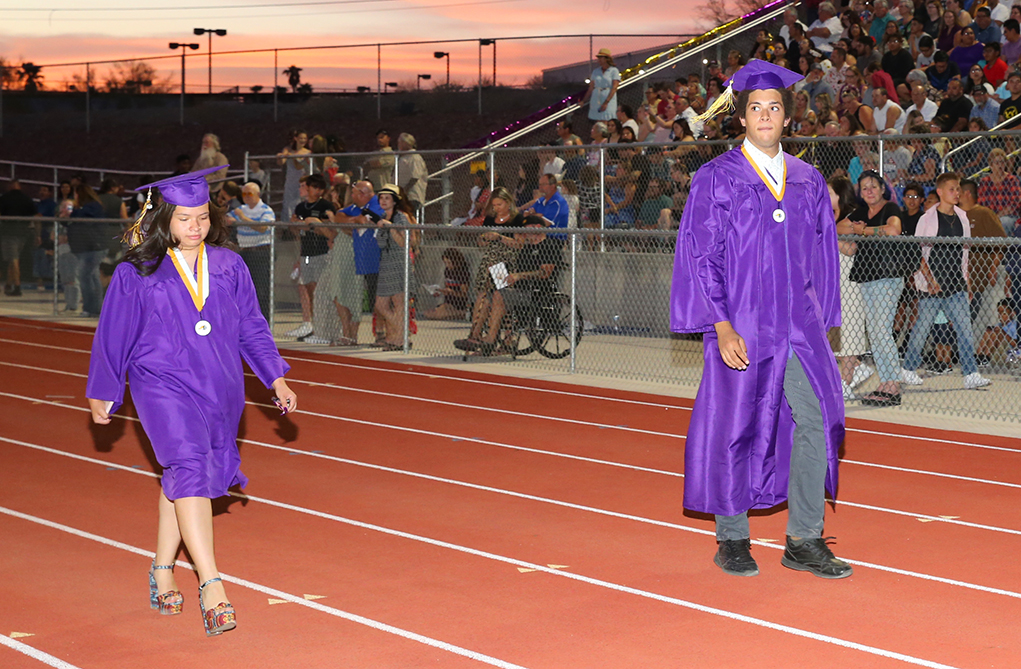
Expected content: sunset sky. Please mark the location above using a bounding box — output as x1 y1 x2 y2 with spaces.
1 1 706 92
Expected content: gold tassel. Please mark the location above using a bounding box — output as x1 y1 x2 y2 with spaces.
693 83 735 124
123 188 153 248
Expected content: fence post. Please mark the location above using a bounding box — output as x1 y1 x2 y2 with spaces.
570 231 577 373
269 225 276 334
377 43 382 120
393 147 400 191
52 219 59 315
85 63 91 133
599 145 606 253
441 157 450 225
878 136 884 178
403 220 411 353
273 50 278 123
487 144 495 192
244 151 250 183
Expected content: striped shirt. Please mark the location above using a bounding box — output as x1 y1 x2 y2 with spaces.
231 201 275 248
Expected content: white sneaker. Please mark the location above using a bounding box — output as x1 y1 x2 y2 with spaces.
842 380 856 401
285 322 313 338
301 335 331 345
901 368 923 385
850 363 875 388
964 372 991 389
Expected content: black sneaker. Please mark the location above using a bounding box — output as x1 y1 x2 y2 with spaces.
714 539 759 577
8 285 21 297
780 536 853 579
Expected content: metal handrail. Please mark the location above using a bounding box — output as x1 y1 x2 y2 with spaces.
428 0 798 178
941 116 1021 171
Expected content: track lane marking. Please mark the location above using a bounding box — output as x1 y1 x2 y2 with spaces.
0 635 83 669
0 506 530 669
4 428 1021 604
0 495 967 668
1 339 1018 453
2 388 1021 537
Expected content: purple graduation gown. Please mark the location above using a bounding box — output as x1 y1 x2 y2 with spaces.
670 147 845 517
86 245 289 500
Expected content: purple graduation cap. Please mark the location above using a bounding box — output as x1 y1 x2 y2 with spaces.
135 164 230 207
694 59 804 123
124 164 229 247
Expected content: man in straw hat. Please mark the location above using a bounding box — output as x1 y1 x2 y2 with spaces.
670 59 852 579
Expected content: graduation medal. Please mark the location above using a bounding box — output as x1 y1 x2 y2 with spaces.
741 146 787 223
167 243 212 336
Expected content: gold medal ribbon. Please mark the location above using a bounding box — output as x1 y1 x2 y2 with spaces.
167 243 210 313
741 146 787 202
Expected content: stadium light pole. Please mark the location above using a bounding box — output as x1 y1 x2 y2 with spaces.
385 81 398 93
433 51 449 87
193 28 227 94
169 42 200 125
479 39 495 116
416 73 431 90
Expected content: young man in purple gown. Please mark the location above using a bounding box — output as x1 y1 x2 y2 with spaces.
670 60 853 579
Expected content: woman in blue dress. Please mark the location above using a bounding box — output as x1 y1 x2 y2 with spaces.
86 166 297 636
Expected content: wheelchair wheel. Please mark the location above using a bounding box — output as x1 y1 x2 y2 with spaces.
531 293 583 360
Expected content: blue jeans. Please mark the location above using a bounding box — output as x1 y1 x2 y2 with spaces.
903 291 978 376
75 250 105 316
858 277 903 383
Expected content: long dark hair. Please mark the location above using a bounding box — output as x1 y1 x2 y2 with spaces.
828 175 857 221
124 201 232 276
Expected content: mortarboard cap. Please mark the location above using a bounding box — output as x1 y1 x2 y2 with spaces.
123 164 228 248
726 59 804 94
694 59 803 124
135 164 228 207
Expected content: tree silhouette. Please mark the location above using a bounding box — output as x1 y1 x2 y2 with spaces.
297 82 313 94
283 65 303 93
19 62 43 92
250 85 264 94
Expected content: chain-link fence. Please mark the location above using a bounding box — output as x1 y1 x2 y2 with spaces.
3 213 1019 423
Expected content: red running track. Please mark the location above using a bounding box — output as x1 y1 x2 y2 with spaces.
1 316 1020 669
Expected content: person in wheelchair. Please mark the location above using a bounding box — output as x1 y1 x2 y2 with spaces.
455 215 563 355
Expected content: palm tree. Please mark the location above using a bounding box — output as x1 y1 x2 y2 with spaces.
19 62 43 92
283 65 303 93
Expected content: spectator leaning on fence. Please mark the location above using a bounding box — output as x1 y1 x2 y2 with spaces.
286 174 336 340
978 148 1021 231
901 172 992 389
228 182 275 321
959 178 1008 328
843 171 907 406
334 180 386 345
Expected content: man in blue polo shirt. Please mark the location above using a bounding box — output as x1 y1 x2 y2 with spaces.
335 180 386 344
526 173 569 240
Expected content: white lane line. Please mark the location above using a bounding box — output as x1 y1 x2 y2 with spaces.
846 427 1021 454
0 635 83 669
835 500 1021 537
0 490 965 668
2 338 1019 454
4 388 1021 537
0 338 89 354
4 431 1021 604
274 376 682 440
0 506 530 669
0 348 680 441
843 459 1021 490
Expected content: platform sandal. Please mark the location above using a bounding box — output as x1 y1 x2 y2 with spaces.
148 561 183 615
199 577 236 636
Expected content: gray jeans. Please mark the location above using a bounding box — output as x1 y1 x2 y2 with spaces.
715 353 827 541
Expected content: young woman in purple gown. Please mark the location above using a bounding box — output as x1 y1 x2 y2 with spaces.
86 166 298 636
